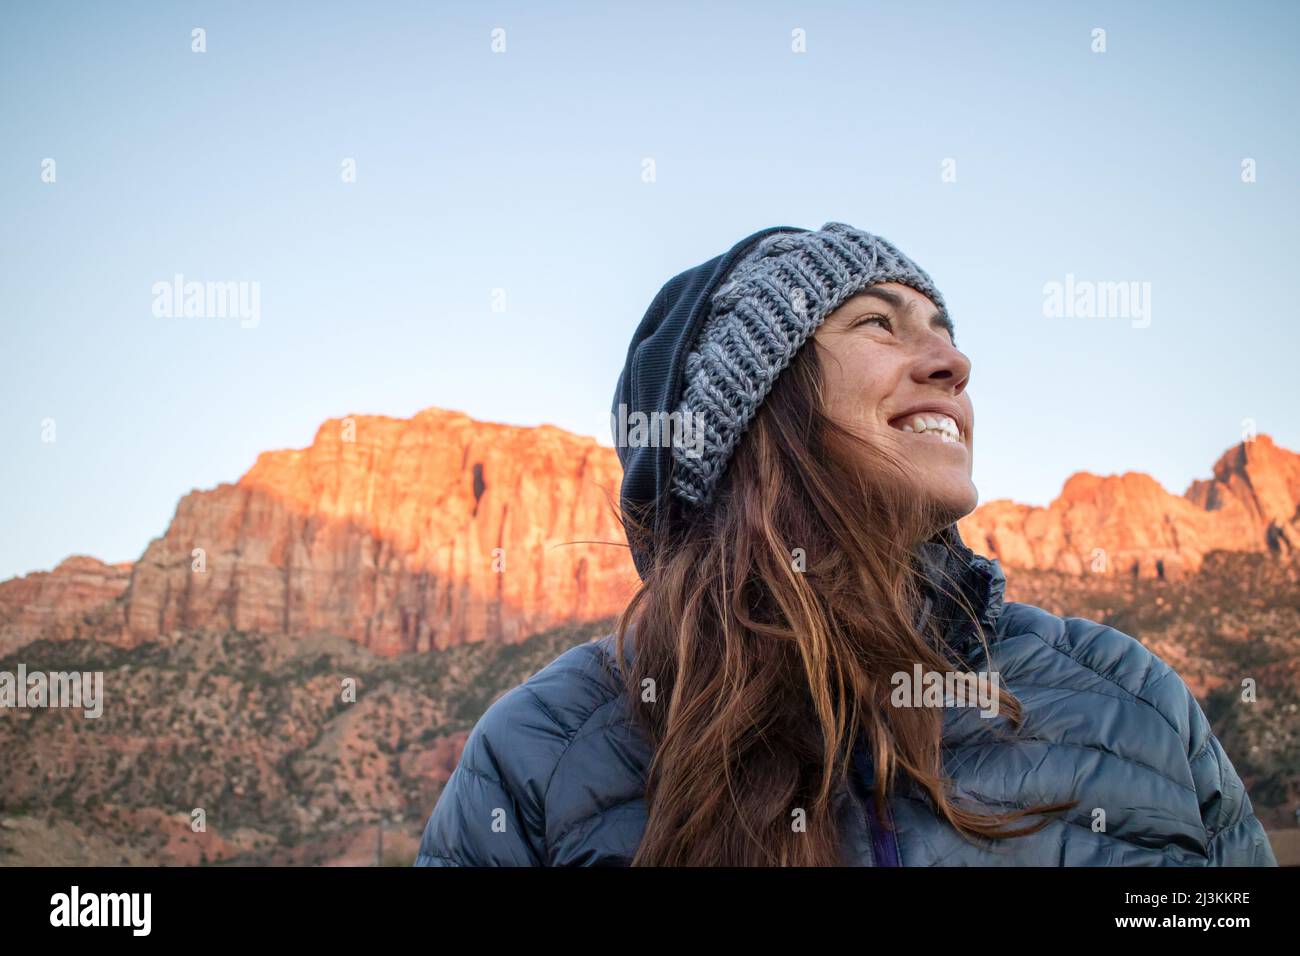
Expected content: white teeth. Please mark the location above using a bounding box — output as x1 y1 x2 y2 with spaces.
899 413 961 443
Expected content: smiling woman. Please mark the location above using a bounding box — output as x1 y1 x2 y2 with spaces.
414 221 1277 868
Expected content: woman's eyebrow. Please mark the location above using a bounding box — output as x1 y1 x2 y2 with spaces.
849 287 955 340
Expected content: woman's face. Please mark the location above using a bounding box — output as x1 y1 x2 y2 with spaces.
812 282 977 525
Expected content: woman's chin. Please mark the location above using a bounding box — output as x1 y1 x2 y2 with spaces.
923 479 979 528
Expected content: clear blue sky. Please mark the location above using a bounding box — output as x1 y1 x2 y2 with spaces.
2 0 1298 581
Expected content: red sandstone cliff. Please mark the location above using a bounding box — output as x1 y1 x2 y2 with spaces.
0 556 133 654
116 408 640 655
957 434 1300 578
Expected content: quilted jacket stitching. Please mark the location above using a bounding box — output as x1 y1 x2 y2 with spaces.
542 646 628 725
522 684 567 741
1190 751 1241 841
539 693 627 855
980 626 1253 851
947 734 1196 795
938 650 1132 715
1206 814 1260 848
1192 741 1238 838
549 794 645 853
957 674 1170 728
416 852 460 864
543 670 651 855
1188 738 1225 778
943 633 1200 792
557 647 624 701
1134 644 1159 699
972 629 1143 707
421 762 531 863
455 762 505 790
891 795 1192 865
950 788 1208 859
1050 813 1206 859
1137 664 1195 743
1044 815 1205 861
1013 625 1186 743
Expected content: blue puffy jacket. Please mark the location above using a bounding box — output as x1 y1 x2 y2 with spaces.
415 529 1277 866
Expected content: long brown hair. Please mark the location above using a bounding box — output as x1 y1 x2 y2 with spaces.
613 338 1076 866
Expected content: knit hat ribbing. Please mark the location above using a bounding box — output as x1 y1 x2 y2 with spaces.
669 221 948 509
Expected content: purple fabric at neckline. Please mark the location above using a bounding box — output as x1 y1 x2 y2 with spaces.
852 739 900 867
863 792 900 867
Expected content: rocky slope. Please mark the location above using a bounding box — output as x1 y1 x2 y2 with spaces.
0 619 610 866
1 550 1294 866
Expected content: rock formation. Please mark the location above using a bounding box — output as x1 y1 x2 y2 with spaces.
116 408 640 655
0 556 132 654
957 435 1300 579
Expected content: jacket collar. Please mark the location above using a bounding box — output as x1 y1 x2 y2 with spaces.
913 523 1007 657
837 522 1007 858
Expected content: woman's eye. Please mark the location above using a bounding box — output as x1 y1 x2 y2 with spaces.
855 314 892 332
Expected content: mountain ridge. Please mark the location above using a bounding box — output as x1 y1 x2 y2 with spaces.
3 409 1297 654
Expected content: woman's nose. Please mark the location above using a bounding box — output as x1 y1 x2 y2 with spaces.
913 338 971 395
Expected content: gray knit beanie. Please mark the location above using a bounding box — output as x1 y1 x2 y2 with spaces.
669 221 948 509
